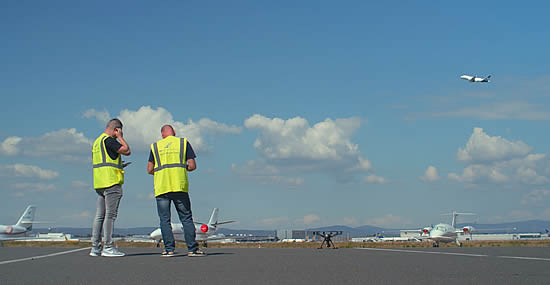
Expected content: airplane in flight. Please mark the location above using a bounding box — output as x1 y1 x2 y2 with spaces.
0 205 37 240
150 208 235 247
401 211 475 247
460 74 491 83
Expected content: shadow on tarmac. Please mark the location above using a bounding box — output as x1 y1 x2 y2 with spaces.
125 252 234 257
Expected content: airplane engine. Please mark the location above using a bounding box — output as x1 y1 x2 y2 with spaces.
422 227 431 236
462 226 474 234
200 224 209 233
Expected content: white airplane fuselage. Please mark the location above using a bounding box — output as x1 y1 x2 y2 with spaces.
149 208 234 242
460 75 491 83
149 222 218 242
0 225 32 239
425 223 458 243
0 205 36 240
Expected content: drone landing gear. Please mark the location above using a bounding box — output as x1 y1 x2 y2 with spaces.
314 231 343 249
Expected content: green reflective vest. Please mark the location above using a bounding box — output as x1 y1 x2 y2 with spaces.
92 133 124 189
151 136 189 197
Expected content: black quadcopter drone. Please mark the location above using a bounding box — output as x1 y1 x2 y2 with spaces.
312 231 343 249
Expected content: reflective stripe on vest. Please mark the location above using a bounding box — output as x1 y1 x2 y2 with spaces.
151 136 189 196
93 136 123 169
92 133 124 189
152 138 187 172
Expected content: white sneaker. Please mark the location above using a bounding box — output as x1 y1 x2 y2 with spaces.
89 247 102 257
101 247 125 257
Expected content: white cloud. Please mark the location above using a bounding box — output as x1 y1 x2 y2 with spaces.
256 216 289 226
364 214 412 228
3 164 59 180
296 214 321 226
71 180 90 189
58 211 92 224
0 129 92 162
364 175 389 184
13 182 56 192
448 164 508 184
83 108 111 123
243 114 375 176
85 106 241 151
0 136 22 155
448 128 550 187
11 182 57 197
231 160 305 187
419 166 439 182
232 160 280 176
342 217 359 226
457 128 531 163
516 166 549 185
245 114 362 160
521 189 550 205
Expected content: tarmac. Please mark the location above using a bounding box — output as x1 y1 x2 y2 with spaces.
1 246 550 284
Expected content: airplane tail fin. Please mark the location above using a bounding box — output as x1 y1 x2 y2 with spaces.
15 205 37 230
207 208 219 226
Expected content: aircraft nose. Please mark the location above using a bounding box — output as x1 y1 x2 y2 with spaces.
150 229 161 240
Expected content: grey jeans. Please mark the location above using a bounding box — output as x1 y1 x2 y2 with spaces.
91 184 123 249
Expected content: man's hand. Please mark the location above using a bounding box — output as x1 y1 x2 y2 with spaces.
114 128 124 139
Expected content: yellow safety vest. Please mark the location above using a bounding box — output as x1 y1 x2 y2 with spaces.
92 133 124 189
151 136 189 197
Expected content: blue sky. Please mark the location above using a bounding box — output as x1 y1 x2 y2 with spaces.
1 1 550 229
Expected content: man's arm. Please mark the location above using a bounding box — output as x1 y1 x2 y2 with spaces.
114 128 131 155
147 161 154 175
186 159 196 172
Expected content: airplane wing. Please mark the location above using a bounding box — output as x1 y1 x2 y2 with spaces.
213 220 236 226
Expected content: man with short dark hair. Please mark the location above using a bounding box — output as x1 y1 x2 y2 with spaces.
90 118 131 257
147 124 205 257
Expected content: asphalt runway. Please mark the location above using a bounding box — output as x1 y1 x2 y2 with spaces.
1 246 550 284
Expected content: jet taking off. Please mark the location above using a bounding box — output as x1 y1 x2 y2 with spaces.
460 74 491 83
401 211 475 247
150 208 235 247
0 205 36 240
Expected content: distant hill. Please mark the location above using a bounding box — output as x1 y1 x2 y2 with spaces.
307 225 387 237
33 220 550 238
457 220 550 233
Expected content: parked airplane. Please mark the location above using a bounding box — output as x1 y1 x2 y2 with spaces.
0 205 36 240
150 208 235 247
401 211 475 247
460 74 491 83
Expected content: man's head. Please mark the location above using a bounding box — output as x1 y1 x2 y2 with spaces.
105 118 123 136
161 124 175 138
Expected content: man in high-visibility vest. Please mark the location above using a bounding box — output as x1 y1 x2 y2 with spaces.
90 118 131 257
147 124 206 257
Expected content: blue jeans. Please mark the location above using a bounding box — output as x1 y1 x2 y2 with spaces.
156 192 198 253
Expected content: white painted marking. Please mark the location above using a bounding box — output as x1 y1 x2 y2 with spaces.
357 247 488 257
498 256 550 262
0 247 90 265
